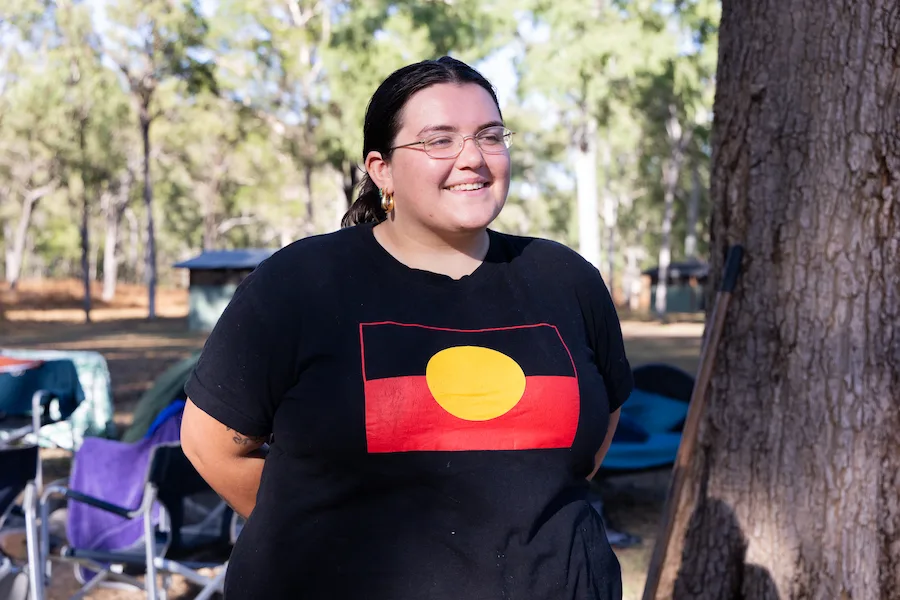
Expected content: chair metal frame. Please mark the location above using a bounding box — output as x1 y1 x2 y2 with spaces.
0 389 48 600
36 442 233 600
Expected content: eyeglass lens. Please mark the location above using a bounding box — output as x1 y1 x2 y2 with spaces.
424 127 512 158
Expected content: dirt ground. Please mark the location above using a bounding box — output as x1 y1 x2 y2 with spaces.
0 279 703 600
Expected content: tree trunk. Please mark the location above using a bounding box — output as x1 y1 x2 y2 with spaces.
343 161 359 208
2 220 11 283
7 190 43 290
89 238 99 282
575 117 600 269
79 122 92 323
140 111 157 320
654 1 900 598
202 183 217 251
685 164 700 260
655 107 688 318
101 189 121 302
125 206 141 284
80 186 92 323
305 163 315 235
600 135 617 292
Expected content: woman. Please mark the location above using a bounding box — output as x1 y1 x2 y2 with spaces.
181 56 633 599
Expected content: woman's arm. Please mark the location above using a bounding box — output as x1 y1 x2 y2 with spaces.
587 408 620 481
181 399 268 519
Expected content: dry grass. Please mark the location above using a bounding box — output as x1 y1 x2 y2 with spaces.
1 279 703 600
0 279 189 323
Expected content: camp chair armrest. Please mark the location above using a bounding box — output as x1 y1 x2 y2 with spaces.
42 484 145 519
45 477 69 489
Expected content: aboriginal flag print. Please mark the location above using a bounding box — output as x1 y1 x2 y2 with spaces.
360 322 580 453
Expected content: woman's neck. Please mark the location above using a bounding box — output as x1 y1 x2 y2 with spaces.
373 220 489 280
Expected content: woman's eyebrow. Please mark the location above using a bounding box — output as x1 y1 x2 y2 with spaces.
415 121 505 136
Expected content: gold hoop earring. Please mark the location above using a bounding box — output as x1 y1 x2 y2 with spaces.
380 188 394 213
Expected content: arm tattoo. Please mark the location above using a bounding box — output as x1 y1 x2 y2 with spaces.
225 426 268 446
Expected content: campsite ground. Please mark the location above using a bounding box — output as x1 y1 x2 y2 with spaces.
0 280 703 599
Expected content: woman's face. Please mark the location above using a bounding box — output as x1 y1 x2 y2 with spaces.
380 83 511 235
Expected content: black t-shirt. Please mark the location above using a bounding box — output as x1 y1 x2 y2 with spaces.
185 222 634 600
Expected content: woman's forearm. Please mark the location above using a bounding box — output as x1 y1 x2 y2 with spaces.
587 409 620 481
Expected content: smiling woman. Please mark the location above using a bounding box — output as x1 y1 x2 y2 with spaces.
180 56 634 600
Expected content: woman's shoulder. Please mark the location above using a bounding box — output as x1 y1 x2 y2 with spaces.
268 225 367 265
238 225 370 301
252 225 368 279
490 230 601 278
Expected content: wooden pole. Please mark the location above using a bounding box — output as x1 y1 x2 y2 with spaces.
641 245 744 600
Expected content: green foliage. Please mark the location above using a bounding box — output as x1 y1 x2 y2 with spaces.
0 0 718 295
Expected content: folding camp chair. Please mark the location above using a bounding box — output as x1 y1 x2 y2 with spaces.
0 357 93 600
0 423 44 599
38 442 235 600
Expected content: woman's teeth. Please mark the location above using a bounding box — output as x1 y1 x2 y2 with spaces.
447 183 486 191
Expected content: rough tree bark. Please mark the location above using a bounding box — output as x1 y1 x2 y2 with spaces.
655 1 900 599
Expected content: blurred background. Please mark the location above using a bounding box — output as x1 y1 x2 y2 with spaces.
0 0 719 322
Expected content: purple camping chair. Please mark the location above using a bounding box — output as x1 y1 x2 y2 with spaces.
36 408 236 600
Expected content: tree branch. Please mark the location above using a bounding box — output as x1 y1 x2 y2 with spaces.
25 182 58 203
217 215 257 234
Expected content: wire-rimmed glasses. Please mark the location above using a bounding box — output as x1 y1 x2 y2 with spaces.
390 126 515 159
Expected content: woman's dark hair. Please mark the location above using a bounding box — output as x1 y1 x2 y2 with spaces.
341 56 502 227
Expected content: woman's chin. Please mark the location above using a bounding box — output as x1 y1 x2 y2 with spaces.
440 202 504 232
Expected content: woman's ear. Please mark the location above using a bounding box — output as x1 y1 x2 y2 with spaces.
365 151 393 193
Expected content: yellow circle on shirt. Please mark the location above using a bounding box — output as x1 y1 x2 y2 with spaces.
425 346 526 421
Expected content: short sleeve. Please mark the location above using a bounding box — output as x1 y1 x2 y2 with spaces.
574 265 634 413
184 262 300 437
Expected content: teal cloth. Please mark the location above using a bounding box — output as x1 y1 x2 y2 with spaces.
0 358 83 418
0 349 116 450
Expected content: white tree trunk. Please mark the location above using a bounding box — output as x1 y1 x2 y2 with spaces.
102 209 119 302
655 164 676 316
7 186 52 289
4 220 15 285
576 118 600 270
125 206 141 284
685 165 701 260
656 108 688 317
101 183 128 302
305 163 315 236
201 182 218 251
600 138 617 292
